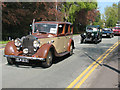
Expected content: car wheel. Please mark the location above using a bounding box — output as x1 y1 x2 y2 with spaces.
81 38 84 44
7 57 15 65
100 37 102 42
112 34 114 38
70 44 73 55
110 35 112 38
94 38 98 44
42 50 53 68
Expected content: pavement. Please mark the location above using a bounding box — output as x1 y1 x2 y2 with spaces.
0 35 119 88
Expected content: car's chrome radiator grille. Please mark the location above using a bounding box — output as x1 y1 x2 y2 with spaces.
87 33 92 38
22 37 35 56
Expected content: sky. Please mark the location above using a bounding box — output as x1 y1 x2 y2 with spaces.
97 0 119 15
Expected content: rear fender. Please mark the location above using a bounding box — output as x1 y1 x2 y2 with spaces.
32 44 56 59
67 39 74 52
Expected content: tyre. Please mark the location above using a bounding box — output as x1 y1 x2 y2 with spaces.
69 44 73 55
94 38 98 44
112 34 114 38
81 38 84 44
100 36 102 42
110 34 112 38
42 50 53 68
7 57 15 65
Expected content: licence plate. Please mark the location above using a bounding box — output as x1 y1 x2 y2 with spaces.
16 58 29 63
102 34 106 36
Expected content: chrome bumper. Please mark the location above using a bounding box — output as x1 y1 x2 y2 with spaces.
4 55 45 61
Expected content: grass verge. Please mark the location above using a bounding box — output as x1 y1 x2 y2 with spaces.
0 41 9 44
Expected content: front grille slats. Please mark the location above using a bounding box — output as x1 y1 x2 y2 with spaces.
22 35 36 56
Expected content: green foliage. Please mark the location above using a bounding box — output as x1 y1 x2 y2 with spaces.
0 41 9 44
118 2 120 21
104 3 118 27
62 2 97 24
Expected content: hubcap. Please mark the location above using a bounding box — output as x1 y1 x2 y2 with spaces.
46 52 52 65
70 45 73 55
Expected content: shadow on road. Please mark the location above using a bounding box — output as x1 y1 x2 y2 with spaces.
81 41 101 44
102 64 120 74
84 53 120 74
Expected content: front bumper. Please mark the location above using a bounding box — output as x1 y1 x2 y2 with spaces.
102 33 111 36
4 55 45 61
114 31 120 35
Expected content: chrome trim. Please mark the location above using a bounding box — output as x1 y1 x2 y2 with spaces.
4 55 45 61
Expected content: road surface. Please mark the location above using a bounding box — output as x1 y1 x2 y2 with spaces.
0 35 119 89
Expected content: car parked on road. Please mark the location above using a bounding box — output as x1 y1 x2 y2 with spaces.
4 20 75 68
113 26 120 35
102 28 114 38
80 25 102 44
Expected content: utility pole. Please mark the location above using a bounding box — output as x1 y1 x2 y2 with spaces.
56 0 57 21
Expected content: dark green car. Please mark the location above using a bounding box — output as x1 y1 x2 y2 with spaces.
80 25 102 44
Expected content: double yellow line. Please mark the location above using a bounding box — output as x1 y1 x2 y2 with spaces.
67 40 120 88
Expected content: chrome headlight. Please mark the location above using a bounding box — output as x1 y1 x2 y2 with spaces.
14 38 22 47
91 33 94 36
23 48 28 54
84 33 86 35
33 40 40 48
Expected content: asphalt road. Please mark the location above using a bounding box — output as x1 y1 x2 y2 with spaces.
1 35 119 88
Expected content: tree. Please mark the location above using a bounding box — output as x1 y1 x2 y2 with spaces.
61 1 98 33
104 3 118 27
2 2 63 40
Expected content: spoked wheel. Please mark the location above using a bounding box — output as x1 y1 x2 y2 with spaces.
42 51 53 68
70 44 73 55
7 57 15 65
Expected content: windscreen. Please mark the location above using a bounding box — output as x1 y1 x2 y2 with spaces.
34 23 58 34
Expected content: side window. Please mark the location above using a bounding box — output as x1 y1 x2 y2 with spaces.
58 24 64 34
70 25 73 34
65 24 69 34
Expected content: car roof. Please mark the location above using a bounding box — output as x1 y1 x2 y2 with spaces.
87 25 100 28
103 28 111 29
35 21 72 25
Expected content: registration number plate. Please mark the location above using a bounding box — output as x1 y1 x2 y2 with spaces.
102 34 106 36
16 58 29 63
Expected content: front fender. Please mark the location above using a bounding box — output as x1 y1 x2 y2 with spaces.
4 41 22 56
81 34 85 39
32 44 56 59
67 38 74 52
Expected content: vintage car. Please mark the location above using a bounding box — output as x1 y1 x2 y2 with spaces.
80 25 102 44
102 28 114 38
113 26 120 35
4 20 75 68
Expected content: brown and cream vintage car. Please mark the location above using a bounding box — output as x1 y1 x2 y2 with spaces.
4 20 75 68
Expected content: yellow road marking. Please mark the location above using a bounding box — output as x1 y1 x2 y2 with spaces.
67 40 120 88
74 41 120 88
0 48 4 50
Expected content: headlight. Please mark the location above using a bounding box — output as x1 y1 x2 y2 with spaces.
23 48 28 54
33 40 40 48
14 38 22 47
91 33 94 36
84 33 86 35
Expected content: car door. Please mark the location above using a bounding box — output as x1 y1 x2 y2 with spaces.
64 24 71 51
55 24 65 53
